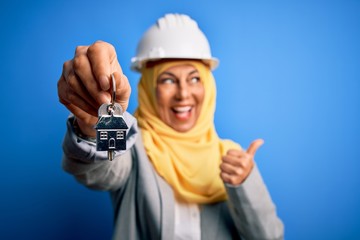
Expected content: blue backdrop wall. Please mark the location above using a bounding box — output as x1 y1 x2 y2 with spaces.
1 0 359 239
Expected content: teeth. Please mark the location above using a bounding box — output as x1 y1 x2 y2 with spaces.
173 106 192 113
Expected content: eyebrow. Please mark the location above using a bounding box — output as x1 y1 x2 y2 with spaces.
159 70 199 78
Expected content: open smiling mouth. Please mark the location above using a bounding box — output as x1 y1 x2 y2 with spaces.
172 106 193 120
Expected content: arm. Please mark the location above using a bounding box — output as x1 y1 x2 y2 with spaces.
61 113 138 191
220 140 284 239
57 41 134 190
226 165 284 240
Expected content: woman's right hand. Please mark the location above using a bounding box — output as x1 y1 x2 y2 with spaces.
57 41 131 137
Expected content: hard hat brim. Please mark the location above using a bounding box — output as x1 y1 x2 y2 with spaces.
130 57 219 72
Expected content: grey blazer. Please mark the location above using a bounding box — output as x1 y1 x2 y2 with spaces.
62 114 284 240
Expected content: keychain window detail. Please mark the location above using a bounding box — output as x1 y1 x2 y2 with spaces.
100 131 108 140
116 131 124 140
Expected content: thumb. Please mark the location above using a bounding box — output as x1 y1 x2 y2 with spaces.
246 139 264 156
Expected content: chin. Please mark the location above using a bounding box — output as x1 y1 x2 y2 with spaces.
171 123 196 133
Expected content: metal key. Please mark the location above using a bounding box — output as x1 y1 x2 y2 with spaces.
95 74 128 160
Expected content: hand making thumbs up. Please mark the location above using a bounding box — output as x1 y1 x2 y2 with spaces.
220 139 264 185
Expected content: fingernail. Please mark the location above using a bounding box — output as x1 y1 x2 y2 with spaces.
99 75 110 91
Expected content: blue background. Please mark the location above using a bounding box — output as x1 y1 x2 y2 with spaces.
1 0 359 239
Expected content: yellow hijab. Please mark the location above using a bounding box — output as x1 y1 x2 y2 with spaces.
134 60 241 203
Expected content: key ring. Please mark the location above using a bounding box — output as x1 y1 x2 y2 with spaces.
107 73 116 115
111 73 116 105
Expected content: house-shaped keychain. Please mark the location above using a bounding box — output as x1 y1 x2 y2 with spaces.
95 103 128 154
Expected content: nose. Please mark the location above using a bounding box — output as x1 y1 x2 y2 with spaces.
176 81 190 100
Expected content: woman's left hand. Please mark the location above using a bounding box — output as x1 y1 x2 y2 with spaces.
220 139 264 185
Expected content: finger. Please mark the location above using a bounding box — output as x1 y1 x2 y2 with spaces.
220 162 244 176
66 103 98 127
63 59 96 106
74 45 88 57
67 92 98 117
222 154 245 167
246 139 264 156
72 50 110 104
58 75 71 104
87 41 121 91
222 154 254 173
113 71 131 112
64 66 99 109
58 76 98 117
226 149 245 158
220 172 232 184
220 172 241 185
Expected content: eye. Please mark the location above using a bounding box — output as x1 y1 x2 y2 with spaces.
189 77 200 84
159 78 175 84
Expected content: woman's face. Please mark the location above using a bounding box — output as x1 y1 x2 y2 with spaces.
156 64 205 132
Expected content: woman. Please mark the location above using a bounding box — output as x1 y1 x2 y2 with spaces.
58 14 284 239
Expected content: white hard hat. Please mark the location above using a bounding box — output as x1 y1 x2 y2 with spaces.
131 13 219 72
